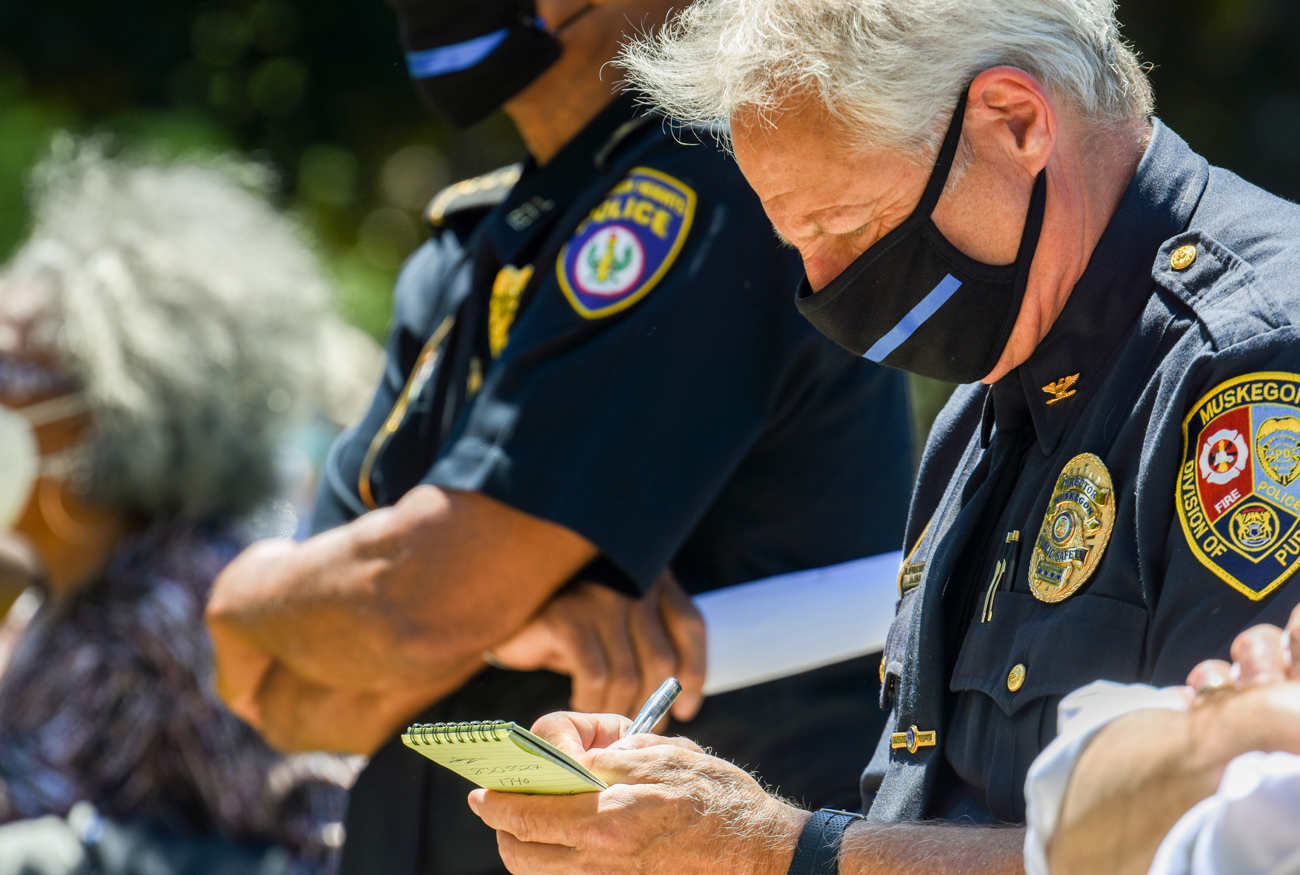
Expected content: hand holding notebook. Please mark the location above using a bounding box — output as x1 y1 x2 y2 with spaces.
402 678 682 794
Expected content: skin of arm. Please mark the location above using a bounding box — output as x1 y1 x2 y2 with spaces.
469 712 1026 875
207 486 598 751
1049 613 1300 875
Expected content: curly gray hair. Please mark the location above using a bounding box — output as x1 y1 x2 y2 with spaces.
620 0 1154 157
1 140 367 520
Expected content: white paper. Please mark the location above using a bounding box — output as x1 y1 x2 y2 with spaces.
695 551 903 696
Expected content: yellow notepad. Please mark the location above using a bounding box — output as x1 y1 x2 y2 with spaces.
402 720 607 795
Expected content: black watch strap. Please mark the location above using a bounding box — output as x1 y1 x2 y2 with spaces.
786 809 864 875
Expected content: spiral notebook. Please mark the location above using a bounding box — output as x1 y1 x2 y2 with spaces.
402 720 607 795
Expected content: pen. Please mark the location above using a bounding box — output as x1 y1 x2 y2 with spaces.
622 677 682 737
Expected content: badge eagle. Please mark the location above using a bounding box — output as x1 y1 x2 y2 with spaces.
557 167 696 319
1177 372 1300 600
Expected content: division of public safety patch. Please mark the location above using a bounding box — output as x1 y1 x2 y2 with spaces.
556 167 696 319
1029 453 1116 603
1177 372 1300 600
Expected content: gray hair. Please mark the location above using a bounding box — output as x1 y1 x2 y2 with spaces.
620 0 1154 156
2 140 367 520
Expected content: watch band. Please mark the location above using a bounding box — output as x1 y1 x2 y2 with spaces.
786 809 865 875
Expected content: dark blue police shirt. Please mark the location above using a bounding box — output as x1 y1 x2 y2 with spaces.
865 121 1300 825
317 96 915 875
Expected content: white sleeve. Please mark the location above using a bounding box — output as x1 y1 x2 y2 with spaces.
1147 751 1300 875
1022 680 1191 875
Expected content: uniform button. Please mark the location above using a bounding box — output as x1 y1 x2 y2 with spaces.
879 656 886 683
1171 244 1197 271
1007 664 1026 692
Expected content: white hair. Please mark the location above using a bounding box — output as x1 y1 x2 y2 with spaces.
620 0 1154 156
2 140 370 520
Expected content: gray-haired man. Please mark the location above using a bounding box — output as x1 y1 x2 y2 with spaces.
466 0 1300 872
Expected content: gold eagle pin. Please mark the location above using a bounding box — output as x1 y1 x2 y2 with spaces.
1029 453 1116 602
1042 374 1080 405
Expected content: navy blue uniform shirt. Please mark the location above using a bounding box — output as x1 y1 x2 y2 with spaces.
866 122 1300 825
315 97 915 875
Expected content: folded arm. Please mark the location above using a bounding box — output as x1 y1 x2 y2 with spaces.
206 486 597 751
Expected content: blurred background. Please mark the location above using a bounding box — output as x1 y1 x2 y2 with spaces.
0 0 1297 429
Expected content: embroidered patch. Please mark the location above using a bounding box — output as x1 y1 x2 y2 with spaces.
556 167 696 319
1177 372 1300 600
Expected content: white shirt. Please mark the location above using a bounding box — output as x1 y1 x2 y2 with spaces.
1022 679 1300 875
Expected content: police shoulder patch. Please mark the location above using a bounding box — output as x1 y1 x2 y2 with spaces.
556 167 696 319
1177 372 1300 600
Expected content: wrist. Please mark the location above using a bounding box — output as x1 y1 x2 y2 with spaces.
748 800 810 875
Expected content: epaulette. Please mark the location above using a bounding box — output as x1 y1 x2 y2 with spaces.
425 164 523 227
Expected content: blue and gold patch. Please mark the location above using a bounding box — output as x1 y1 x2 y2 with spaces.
556 167 696 319
1177 372 1300 600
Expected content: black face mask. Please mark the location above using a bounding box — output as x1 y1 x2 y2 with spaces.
794 90 1047 384
387 0 563 127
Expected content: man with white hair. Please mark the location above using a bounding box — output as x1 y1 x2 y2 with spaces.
465 0 1300 872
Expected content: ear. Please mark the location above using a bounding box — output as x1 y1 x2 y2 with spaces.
964 67 1058 178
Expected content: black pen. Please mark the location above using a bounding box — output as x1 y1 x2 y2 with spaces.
622 677 682 737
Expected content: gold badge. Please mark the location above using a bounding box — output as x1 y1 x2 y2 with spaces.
1029 453 1116 602
1042 374 1080 405
489 265 534 358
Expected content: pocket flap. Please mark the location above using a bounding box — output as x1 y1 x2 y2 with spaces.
949 590 1148 716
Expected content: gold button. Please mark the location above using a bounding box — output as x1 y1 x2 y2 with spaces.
879 656 887 683
1007 664 1026 692
1170 245 1197 271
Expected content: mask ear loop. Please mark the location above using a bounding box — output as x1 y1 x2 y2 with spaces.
914 87 972 219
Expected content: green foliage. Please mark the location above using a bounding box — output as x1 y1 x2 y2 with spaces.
0 0 1295 405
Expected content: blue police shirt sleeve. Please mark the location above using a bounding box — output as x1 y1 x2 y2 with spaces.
424 150 913 592
310 239 460 534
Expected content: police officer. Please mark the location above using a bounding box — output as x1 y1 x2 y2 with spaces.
205 0 915 872
463 0 1300 873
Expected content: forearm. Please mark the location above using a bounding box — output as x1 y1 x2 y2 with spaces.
840 822 1025 875
1049 709 1220 875
207 486 596 690
253 656 485 754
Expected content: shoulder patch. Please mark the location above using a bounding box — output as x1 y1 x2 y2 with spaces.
556 167 696 319
1177 372 1300 600
426 165 523 226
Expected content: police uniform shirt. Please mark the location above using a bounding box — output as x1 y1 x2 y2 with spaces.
866 121 1300 825
314 96 915 875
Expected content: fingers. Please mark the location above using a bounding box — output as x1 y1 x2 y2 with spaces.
655 571 707 720
628 587 678 718
470 788 596 849
1231 624 1289 687
496 829 580 875
1187 659 1233 696
592 602 641 717
565 617 615 714
530 711 631 759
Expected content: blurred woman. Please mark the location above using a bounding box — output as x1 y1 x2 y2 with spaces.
0 142 376 873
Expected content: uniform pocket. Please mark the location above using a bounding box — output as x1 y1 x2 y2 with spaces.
949 590 1149 716
879 585 916 708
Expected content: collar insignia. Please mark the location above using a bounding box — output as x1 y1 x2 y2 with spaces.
489 265 534 358
1042 374 1080 405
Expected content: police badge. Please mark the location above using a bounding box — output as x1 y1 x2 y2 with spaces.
557 167 696 319
1029 453 1116 602
1177 372 1300 600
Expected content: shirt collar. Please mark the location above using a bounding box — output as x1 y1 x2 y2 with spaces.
983 121 1211 453
482 93 650 266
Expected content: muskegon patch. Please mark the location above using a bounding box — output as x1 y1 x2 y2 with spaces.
1177 372 1300 600
557 167 696 319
